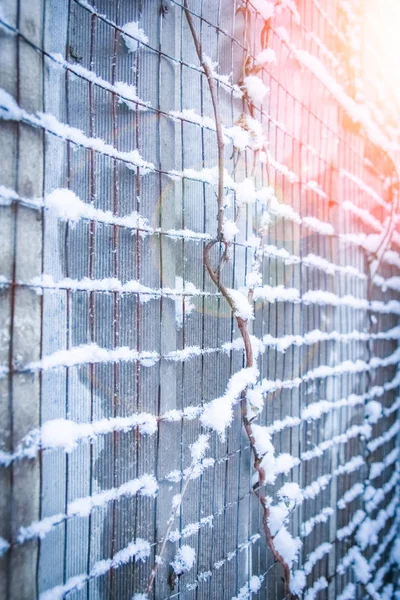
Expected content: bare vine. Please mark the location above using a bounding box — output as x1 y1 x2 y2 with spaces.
369 158 400 281
183 1 295 597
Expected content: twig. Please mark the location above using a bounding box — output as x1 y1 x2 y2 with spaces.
183 0 225 239
369 162 400 280
145 474 192 595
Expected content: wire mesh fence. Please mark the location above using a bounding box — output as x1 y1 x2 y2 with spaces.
0 0 399 599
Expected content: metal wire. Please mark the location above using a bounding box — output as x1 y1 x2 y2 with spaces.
0 1 399 599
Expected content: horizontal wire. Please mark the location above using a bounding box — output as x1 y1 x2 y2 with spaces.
2 362 399 468
70 0 396 189
3 402 398 555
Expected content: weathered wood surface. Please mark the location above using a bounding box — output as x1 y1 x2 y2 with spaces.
0 1 399 599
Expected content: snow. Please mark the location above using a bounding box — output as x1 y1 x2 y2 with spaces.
268 503 289 536
367 419 400 453
243 75 269 104
174 277 196 329
258 452 278 485
0 411 157 466
253 285 299 303
170 545 196 574
226 125 250 150
202 55 243 98
190 434 209 463
356 494 398 550
365 471 398 513
304 577 328 600
301 455 364 502
273 528 301 568
249 576 263 593
0 89 154 173
302 216 334 236
365 400 382 424
170 108 216 130
17 474 157 544
262 245 299 264
302 253 366 279
235 177 257 205
240 115 267 149
246 271 262 290
303 542 332 575
385 395 400 416
343 200 383 232
255 48 276 66
0 185 21 203
49 54 151 110
391 539 400 565
337 583 356 600
246 387 264 417
45 188 86 224
370 522 397 571
253 347 400 402
43 188 155 235
264 415 301 435
222 218 239 243
300 424 371 462
383 250 400 269
200 366 259 438
267 196 302 223
290 570 307 595
122 21 149 52
301 507 334 537
115 81 150 111
281 0 301 23
374 274 400 292
369 447 399 480
0 537 10 557
305 180 327 198
340 169 389 210
274 453 300 475
232 575 263 600
251 424 274 457
336 510 366 540
250 0 275 20
226 288 254 320
31 274 157 301
169 110 249 149
294 48 391 152
26 343 159 373
337 482 364 509
267 154 298 182
4 9 400 593
336 547 370 582
169 165 235 188
277 482 302 504
40 538 150 599
40 413 157 454
41 419 93 453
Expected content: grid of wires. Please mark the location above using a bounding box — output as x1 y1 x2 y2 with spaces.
0 0 399 599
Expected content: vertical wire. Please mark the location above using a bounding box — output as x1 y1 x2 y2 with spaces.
6 0 21 597
36 0 48 593
109 1 120 596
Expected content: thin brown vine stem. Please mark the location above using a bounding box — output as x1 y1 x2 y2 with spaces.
203 237 294 597
145 454 203 595
183 0 225 239
370 175 399 280
362 146 400 284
